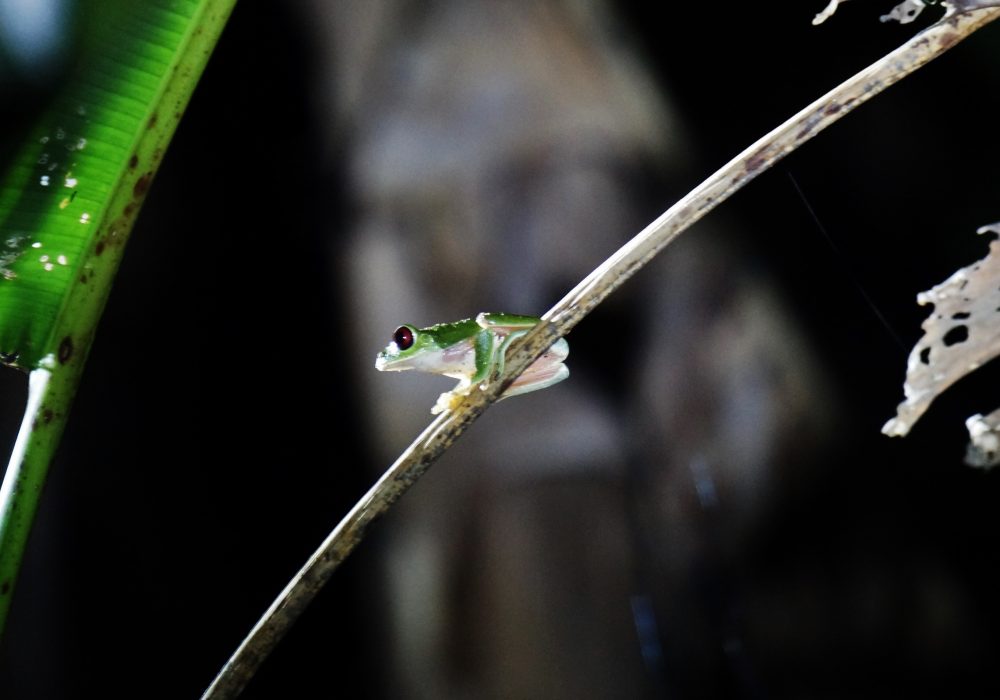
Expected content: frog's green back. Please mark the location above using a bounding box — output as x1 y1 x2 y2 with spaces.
478 312 541 327
421 313 543 348
421 318 482 347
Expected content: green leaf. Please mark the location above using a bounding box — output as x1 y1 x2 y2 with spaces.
0 0 236 369
0 0 237 636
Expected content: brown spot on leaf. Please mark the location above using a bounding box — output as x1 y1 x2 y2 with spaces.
124 203 135 218
129 154 139 170
148 113 158 129
133 173 152 199
42 408 53 424
58 336 74 364
95 240 105 256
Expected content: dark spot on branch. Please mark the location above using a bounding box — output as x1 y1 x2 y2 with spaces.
745 149 768 173
42 408 53 424
58 335 74 364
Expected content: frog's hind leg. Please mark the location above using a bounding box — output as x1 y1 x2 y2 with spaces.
503 361 569 398
542 337 569 363
500 337 569 398
469 328 497 385
494 329 529 377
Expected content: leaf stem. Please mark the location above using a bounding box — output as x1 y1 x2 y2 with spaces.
200 8 1000 698
0 362 76 631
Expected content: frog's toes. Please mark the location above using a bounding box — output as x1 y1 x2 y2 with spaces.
432 391 464 415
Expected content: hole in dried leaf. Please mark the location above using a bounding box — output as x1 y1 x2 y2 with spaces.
952 312 971 320
943 325 969 347
920 347 931 365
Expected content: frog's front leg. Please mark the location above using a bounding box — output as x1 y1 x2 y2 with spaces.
432 384 467 414
470 327 499 385
431 330 496 414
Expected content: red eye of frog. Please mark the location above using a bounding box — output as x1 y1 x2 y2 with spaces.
393 326 415 350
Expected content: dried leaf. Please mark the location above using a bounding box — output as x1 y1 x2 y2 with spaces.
878 0 1000 24
883 225 1000 438
815 0 999 28
965 409 1000 467
881 0 935 24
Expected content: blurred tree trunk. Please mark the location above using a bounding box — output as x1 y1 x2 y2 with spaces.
299 1 832 697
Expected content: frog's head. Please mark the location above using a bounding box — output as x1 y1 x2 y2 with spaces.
375 324 434 371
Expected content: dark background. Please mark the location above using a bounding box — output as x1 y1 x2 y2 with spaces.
1 1 999 697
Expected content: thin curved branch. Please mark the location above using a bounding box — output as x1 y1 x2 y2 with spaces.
200 8 1000 698
952 1 1000 11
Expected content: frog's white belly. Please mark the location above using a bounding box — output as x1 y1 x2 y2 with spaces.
394 338 477 379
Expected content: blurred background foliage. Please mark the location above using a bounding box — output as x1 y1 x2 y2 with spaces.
0 1 999 698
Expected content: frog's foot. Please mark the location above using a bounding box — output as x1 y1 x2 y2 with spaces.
431 390 466 415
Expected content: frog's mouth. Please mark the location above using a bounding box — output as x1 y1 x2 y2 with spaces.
374 350 395 371
375 344 412 372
